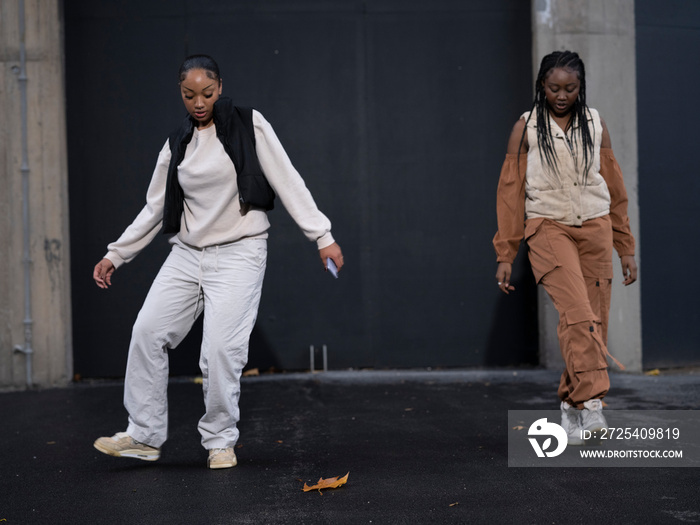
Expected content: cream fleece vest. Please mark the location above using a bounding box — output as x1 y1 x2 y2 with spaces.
523 107 610 226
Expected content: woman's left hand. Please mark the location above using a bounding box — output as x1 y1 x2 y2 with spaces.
319 242 344 273
620 255 638 286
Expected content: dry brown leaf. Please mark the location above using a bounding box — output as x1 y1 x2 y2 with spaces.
449 502 459 507
242 368 260 377
512 425 525 431
302 472 349 493
645 368 660 376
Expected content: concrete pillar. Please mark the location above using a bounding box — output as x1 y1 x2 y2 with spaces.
0 0 72 389
531 0 642 372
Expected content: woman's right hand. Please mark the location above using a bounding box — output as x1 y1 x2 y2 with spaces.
495 262 516 294
93 258 116 289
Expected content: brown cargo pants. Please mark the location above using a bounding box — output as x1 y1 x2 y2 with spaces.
525 215 614 409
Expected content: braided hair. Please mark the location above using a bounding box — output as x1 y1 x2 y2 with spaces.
520 51 594 184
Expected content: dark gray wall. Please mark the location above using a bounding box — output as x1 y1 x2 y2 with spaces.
65 0 536 378
636 0 700 368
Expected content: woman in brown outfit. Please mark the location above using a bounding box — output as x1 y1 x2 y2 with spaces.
493 51 637 444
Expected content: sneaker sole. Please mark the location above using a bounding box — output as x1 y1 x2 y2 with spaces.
94 441 160 461
208 458 238 470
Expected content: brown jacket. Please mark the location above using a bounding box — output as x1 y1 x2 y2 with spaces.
493 148 635 264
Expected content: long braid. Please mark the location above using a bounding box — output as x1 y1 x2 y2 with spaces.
520 51 595 185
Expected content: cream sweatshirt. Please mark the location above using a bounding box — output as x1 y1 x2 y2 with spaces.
104 110 334 268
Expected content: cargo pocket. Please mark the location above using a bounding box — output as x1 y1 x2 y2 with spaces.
584 261 613 326
560 307 608 373
570 325 609 373
525 218 559 283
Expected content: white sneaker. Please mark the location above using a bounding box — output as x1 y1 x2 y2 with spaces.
581 399 608 435
94 432 160 461
207 447 237 469
560 401 584 445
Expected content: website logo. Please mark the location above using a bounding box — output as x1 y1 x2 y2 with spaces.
528 418 567 457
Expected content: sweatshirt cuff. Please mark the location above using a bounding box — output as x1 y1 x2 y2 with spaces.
104 252 126 270
316 232 335 250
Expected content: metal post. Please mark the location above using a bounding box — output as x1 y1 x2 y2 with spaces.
12 0 34 388
309 345 315 373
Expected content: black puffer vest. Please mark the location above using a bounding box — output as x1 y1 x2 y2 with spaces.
161 97 276 234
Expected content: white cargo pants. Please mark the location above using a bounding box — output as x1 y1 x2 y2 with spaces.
123 237 267 450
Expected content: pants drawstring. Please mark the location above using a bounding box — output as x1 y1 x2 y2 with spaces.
605 347 626 371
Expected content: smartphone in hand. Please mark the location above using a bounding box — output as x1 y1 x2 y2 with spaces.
326 258 338 278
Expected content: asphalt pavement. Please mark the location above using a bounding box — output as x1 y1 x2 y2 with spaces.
1 368 699 524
